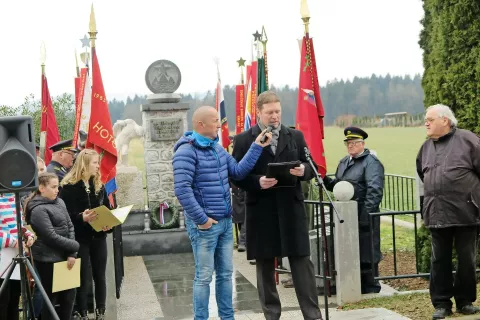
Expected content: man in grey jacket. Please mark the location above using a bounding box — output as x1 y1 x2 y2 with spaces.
416 104 480 319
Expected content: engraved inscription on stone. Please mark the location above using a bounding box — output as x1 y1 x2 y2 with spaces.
150 118 183 141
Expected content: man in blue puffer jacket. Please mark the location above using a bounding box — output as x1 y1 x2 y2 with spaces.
173 106 272 320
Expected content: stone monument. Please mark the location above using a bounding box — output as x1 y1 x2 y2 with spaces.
141 59 189 209
113 119 145 210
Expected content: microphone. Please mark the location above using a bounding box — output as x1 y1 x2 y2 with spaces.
260 125 273 144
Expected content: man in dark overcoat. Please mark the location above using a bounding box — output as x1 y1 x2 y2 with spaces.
232 90 321 320
416 104 480 319
323 127 384 294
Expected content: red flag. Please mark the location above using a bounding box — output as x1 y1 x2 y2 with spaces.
245 65 251 96
296 36 327 176
75 77 80 109
250 61 258 126
41 74 60 165
87 48 118 195
73 68 87 148
235 84 245 134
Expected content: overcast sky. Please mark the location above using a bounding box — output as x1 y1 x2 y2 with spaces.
0 0 424 106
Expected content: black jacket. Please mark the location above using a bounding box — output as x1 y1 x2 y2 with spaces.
416 128 480 228
324 149 384 264
232 125 314 260
27 196 79 263
230 183 246 224
59 178 112 244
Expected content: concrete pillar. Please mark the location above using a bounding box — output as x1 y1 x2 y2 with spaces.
105 233 117 319
333 200 361 305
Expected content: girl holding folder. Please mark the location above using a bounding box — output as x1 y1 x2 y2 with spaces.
59 149 112 320
25 172 79 320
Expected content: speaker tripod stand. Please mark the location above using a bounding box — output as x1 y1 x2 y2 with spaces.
0 191 60 320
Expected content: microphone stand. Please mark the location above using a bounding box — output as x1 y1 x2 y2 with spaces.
304 147 343 317
304 147 344 224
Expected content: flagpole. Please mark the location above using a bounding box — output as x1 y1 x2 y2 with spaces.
75 49 80 77
261 26 269 88
39 42 47 160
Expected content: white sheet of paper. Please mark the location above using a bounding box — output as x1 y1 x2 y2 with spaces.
112 205 133 222
0 247 20 280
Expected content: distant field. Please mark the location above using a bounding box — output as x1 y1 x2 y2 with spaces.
323 126 426 177
129 126 427 178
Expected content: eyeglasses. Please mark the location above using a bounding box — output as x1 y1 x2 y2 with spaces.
61 150 76 158
344 140 363 147
424 117 442 123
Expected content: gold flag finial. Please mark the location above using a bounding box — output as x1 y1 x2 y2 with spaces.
89 3 97 47
300 0 310 35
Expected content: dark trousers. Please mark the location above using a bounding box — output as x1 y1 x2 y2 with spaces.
256 256 322 320
430 226 477 309
0 277 21 320
238 223 246 246
77 237 107 311
35 260 76 320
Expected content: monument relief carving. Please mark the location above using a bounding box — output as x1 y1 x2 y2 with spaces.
145 60 182 94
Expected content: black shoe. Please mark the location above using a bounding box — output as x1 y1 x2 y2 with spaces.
361 287 381 294
95 308 105 320
249 260 256 265
237 244 246 252
73 310 88 320
457 304 480 315
432 308 452 319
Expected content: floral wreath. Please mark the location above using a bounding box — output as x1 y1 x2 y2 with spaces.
150 201 179 229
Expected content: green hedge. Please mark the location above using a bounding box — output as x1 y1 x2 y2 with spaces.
420 0 480 133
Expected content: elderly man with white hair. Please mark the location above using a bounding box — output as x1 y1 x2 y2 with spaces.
416 104 480 319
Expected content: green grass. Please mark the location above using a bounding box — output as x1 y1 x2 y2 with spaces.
323 126 426 177
344 287 480 320
380 221 416 252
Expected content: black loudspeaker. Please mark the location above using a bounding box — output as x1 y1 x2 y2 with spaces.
0 116 38 192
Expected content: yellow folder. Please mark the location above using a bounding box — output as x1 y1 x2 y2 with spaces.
52 258 81 293
88 205 134 232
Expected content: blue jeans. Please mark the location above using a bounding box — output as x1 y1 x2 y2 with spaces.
186 217 234 320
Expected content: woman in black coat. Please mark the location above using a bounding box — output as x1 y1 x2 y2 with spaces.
59 149 112 320
25 172 80 320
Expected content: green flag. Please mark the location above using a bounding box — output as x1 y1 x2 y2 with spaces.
257 56 268 95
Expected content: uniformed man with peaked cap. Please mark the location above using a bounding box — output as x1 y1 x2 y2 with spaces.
46 139 78 181
324 126 385 294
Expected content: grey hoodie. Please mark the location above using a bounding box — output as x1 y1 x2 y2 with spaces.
27 195 79 263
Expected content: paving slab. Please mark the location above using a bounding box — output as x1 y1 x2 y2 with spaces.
117 256 163 320
175 308 410 320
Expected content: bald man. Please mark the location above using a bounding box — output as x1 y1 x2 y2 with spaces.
173 106 272 320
